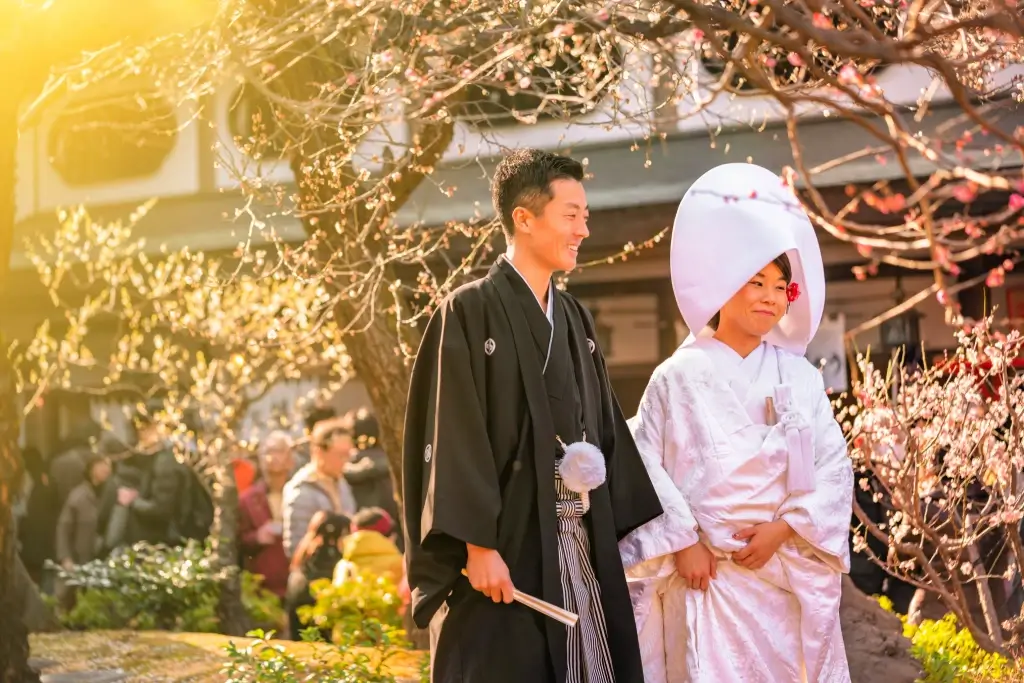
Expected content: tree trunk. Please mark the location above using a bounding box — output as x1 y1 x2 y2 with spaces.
334 298 418 498
16 555 58 634
274 45 454 650
272 48 454 509
210 467 251 637
0 74 39 681
0 515 38 683
0 363 37 682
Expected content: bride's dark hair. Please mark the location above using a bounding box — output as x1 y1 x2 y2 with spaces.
708 253 792 331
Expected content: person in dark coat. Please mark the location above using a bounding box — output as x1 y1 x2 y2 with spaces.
343 408 401 547
98 408 184 548
49 420 101 512
402 149 663 683
18 447 58 587
284 510 350 640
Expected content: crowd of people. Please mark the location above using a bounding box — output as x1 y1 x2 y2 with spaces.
12 401 405 640
240 407 405 637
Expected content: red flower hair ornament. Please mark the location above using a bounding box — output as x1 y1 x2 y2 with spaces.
786 282 801 303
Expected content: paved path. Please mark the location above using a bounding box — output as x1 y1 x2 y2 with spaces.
39 673 127 683
30 656 126 683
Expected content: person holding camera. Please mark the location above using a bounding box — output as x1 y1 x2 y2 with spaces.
284 510 351 640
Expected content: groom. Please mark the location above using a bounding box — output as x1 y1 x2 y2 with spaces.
402 148 663 683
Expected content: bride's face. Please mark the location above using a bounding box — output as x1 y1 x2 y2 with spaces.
717 261 789 338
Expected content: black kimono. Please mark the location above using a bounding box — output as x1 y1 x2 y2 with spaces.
403 256 664 683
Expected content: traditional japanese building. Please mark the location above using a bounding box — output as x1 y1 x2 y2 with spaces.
7 54 1024 451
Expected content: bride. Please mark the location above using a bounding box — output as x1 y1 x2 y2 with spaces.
621 163 853 682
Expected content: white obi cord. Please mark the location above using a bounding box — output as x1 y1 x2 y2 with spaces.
774 384 815 494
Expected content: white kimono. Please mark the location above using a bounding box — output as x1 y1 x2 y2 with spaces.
621 337 854 683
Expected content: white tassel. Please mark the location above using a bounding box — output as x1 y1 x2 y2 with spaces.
559 441 607 494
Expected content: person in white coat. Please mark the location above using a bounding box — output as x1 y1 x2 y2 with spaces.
622 163 854 683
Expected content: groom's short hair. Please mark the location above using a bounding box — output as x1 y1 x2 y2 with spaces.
491 148 584 239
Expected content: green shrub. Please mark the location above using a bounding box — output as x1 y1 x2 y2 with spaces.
242 570 287 631
297 574 405 647
56 541 283 633
232 573 428 682
222 625 422 683
877 596 1012 682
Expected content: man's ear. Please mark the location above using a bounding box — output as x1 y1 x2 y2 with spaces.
511 206 533 235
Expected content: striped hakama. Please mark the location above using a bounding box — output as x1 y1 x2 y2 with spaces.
555 470 615 683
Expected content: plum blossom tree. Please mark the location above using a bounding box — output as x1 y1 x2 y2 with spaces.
34 0 692 484
11 204 350 635
659 0 1024 326
41 0 1021 482
847 317 1023 651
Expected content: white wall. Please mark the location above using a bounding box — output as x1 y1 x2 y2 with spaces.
18 93 202 221
19 56 1023 225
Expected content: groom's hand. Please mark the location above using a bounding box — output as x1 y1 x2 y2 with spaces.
674 542 717 591
466 543 515 604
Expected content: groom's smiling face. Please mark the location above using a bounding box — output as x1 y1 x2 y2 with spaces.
513 178 590 273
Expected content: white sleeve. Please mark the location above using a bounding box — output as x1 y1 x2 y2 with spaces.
619 371 700 572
